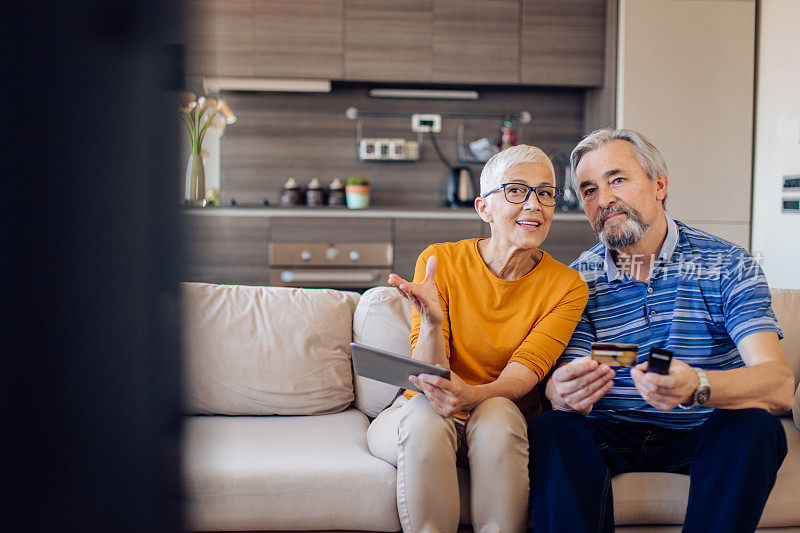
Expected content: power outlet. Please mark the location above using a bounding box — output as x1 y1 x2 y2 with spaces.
411 114 442 133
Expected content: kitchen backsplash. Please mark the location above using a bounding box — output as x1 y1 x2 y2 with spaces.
218 83 585 209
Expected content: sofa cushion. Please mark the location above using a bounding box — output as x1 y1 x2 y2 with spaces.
181 282 358 415
353 286 413 418
612 417 800 527
182 409 400 532
771 288 800 388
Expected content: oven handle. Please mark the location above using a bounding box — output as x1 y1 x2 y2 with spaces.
280 270 381 283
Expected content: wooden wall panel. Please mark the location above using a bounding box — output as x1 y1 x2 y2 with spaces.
344 0 434 82
218 85 585 208
433 0 519 84
521 0 605 87
252 0 343 79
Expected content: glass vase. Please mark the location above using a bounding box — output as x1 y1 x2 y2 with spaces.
185 153 206 207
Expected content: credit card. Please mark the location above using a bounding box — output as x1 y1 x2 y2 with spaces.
590 342 638 367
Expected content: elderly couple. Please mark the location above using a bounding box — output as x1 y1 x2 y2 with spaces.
366 128 795 533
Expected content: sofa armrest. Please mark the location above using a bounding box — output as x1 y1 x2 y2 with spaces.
794 381 800 431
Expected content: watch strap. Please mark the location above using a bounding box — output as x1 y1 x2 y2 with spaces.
679 367 710 409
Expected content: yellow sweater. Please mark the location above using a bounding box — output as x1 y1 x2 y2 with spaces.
406 239 588 418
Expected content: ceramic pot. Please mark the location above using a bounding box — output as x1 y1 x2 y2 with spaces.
185 153 206 207
345 184 370 209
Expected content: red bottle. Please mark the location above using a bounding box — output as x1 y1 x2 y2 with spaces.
499 115 516 150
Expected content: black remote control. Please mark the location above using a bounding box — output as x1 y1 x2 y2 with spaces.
647 347 674 375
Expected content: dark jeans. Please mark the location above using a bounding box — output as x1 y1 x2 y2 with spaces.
528 409 787 533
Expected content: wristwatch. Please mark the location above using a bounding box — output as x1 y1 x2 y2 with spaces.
679 367 710 409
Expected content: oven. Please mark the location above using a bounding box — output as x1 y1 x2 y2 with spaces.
268 242 393 291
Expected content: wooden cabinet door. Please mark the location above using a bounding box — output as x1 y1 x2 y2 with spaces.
252 0 343 79
344 0 434 82
433 0 519 84
183 0 252 77
393 219 483 281
520 0 605 87
182 215 271 285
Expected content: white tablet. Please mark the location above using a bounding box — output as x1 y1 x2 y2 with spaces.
350 342 451 393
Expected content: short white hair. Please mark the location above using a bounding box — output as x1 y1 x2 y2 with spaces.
479 145 555 200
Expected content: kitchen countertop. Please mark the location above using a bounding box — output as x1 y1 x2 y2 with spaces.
182 206 588 221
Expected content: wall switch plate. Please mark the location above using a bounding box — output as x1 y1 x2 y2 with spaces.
411 113 442 133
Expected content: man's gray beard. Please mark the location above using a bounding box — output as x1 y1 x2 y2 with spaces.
594 205 650 250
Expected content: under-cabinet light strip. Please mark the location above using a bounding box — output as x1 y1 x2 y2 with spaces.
368 88 479 100
203 77 332 94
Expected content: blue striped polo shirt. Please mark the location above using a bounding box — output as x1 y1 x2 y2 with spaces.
563 216 782 429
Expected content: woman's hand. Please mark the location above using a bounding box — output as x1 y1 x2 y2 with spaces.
388 255 444 326
409 372 478 417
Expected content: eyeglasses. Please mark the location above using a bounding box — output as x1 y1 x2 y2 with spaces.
482 183 561 206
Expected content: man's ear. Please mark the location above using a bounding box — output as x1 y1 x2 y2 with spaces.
655 174 668 202
475 196 492 223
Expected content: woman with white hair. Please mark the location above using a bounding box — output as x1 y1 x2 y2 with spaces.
367 144 589 533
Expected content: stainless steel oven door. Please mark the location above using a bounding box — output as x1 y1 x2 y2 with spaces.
268 268 392 289
268 242 393 290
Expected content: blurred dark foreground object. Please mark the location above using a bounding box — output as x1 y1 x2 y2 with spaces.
1 1 182 531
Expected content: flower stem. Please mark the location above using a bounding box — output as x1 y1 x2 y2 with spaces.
181 114 198 154
198 109 221 146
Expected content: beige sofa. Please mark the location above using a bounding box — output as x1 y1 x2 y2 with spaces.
180 283 800 532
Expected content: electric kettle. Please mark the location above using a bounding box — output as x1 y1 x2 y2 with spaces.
446 166 476 208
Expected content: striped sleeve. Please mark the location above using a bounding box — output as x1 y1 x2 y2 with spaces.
720 248 783 345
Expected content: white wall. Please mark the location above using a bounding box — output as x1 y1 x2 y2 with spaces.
617 0 756 248
751 0 800 289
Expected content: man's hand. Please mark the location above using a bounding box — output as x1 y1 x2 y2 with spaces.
410 372 477 417
549 357 615 415
388 256 444 326
630 358 699 411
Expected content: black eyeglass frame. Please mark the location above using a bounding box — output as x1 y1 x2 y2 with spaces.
482 183 562 206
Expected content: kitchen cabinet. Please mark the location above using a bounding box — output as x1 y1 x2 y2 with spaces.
181 215 271 285
184 0 342 79
183 0 252 77
345 0 518 84
432 0 519 84
251 0 343 79
344 0 435 82
481 219 598 265
538 220 598 265
181 212 598 287
520 0 605 87
393 219 486 281
186 0 605 87
270 216 392 243
347 0 604 86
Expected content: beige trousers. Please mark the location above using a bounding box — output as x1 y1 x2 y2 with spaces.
367 394 529 533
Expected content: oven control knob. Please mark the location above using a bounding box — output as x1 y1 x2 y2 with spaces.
325 247 339 261
300 250 312 262
349 250 360 262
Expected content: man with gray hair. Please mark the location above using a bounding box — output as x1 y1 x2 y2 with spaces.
527 128 794 532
